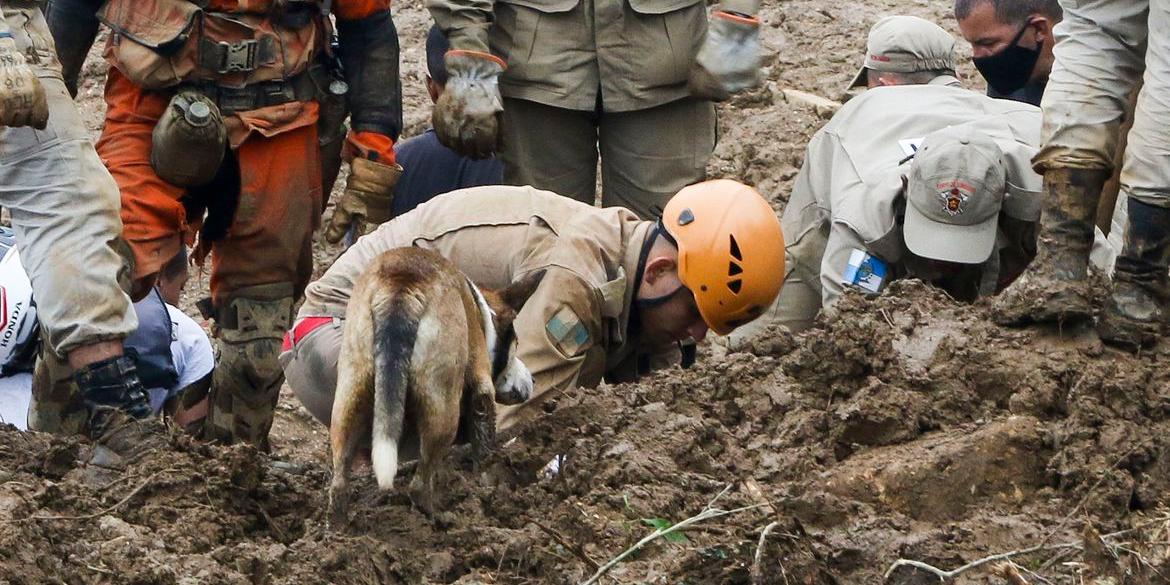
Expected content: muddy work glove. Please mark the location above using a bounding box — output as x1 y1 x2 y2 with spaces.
688 11 762 102
0 23 49 129
433 50 505 160
324 157 403 243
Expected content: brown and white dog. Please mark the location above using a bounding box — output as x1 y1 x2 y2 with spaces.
328 247 543 526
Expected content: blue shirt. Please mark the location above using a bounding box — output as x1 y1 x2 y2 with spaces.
391 129 505 218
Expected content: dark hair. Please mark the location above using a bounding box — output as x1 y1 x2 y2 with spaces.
426 24 451 86
954 0 1062 24
876 68 957 85
160 246 189 283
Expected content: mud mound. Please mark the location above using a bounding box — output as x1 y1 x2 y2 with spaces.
4 281 1170 584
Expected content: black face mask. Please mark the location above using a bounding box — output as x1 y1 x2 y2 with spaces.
972 21 1042 95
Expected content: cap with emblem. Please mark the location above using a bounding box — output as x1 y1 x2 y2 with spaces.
848 15 956 88
903 124 1008 265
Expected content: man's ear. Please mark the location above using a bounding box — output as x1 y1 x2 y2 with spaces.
426 77 442 103
500 270 547 310
641 256 678 286
1031 16 1052 43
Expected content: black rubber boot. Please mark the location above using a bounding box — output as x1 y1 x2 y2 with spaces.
1097 198 1170 350
993 168 1111 325
74 355 152 440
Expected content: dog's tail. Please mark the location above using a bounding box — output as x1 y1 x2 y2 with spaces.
370 293 420 489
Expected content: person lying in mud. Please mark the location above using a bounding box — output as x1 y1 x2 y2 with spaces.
282 180 784 432
730 16 1054 340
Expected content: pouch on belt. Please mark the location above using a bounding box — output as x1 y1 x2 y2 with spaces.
151 91 228 187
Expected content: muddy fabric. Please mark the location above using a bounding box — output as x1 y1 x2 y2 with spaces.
429 0 710 113
500 97 715 220
206 287 293 448
729 79 1044 341
1032 0 1169 211
0 3 137 358
97 68 323 306
292 186 673 430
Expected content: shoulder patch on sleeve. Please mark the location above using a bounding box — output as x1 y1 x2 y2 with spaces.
546 306 591 357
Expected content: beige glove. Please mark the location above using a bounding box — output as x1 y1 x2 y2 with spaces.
324 157 403 244
0 20 48 129
688 11 762 102
432 50 505 160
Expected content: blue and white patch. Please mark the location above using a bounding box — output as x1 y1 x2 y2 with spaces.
842 249 889 293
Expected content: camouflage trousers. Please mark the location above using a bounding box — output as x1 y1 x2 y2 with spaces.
205 283 294 451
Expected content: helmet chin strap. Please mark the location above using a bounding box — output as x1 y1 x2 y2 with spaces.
635 220 686 310
635 283 687 309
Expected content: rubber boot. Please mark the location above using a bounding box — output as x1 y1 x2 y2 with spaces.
993 168 1111 325
205 284 294 451
1097 198 1170 349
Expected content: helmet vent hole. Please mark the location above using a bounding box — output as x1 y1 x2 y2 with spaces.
700 285 708 292
729 262 743 276
728 279 743 294
729 235 743 261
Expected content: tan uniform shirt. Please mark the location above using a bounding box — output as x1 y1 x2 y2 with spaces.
784 77 1044 307
300 186 672 427
427 0 708 112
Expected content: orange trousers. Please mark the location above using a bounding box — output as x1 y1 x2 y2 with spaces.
96 69 323 306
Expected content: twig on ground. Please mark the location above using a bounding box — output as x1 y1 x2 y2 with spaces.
751 521 780 585
24 470 169 522
884 543 1081 582
884 514 1170 583
579 497 766 585
531 519 601 571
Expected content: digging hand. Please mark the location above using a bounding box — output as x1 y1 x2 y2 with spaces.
0 22 49 129
432 50 505 160
688 11 762 102
324 157 402 244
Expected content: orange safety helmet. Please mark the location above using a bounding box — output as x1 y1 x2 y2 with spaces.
661 179 785 335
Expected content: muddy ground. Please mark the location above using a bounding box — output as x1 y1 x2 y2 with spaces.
2 1 1169 584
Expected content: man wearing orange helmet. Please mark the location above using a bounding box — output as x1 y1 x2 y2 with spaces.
281 180 784 430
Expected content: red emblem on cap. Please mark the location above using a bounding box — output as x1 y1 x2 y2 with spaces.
938 187 967 216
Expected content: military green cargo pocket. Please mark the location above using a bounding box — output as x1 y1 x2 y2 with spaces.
625 0 707 89
491 0 586 97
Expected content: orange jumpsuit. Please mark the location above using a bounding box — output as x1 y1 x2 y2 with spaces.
95 0 397 306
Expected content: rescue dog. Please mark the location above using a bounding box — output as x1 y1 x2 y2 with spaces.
328 247 544 526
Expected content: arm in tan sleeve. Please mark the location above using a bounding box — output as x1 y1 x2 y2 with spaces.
496 268 605 429
426 0 495 54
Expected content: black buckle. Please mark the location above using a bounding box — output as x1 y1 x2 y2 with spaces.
204 39 259 74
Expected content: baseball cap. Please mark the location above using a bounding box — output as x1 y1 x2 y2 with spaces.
848 15 957 88
903 125 1008 265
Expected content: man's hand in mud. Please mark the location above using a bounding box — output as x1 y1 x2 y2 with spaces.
688 11 762 102
432 50 505 160
0 33 48 129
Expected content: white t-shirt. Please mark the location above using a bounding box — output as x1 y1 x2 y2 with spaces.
0 304 214 430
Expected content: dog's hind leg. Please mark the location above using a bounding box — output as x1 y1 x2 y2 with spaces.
408 364 462 517
328 314 377 530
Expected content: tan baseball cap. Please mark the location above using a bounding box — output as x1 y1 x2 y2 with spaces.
848 15 957 88
903 125 1008 265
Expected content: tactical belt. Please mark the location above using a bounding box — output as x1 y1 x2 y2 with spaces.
198 37 279 75
180 67 324 115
